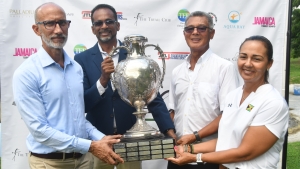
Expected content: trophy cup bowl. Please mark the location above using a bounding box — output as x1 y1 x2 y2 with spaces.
110 34 175 161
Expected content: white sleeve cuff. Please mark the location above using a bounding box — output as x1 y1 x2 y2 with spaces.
76 138 92 154
96 79 107 95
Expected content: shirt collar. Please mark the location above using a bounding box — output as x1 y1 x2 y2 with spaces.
185 48 212 67
98 40 120 56
38 46 72 68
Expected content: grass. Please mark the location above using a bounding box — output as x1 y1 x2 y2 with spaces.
288 57 300 168
287 142 300 168
290 57 300 84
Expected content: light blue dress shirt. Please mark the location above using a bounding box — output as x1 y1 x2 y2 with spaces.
13 47 105 154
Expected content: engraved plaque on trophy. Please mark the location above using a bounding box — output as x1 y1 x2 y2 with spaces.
109 34 175 161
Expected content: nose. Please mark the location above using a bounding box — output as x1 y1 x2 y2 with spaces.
192 28 199 34
53 23 63 34
101 22 109 28
244 58 252 67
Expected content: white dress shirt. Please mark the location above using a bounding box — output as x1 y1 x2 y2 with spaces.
169 48 239 141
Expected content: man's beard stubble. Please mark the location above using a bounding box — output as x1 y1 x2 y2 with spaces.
41 32 68 49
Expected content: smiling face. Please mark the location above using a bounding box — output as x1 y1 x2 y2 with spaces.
32 3 68 51
238 40 273 84
183 16 215 53
91 8 120 44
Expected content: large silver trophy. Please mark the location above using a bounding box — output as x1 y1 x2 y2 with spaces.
109 34 166 139
110 34 175 162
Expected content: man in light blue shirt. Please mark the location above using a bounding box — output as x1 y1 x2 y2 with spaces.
13 2 123 169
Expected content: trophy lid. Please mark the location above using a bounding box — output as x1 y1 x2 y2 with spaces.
124 34 148 43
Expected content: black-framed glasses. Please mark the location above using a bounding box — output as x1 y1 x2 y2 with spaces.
184 26 211 33
36 20 71 30
93 19 117 27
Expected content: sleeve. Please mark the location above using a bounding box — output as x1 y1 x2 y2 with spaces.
147 92 175 133
97 80 108 95
218 63 239 111
13 69 91 154
251 98 289 138
85 119 105 140
168 69 176 110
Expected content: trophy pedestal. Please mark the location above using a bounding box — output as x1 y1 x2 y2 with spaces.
122 111 163 139
114 111 175 161
113 136 175 162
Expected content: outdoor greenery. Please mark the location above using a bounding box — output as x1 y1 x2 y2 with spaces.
291 0 300 58
290 57 300 83
287 142 300 169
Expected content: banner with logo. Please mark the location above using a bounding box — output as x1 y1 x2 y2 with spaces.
0 0 288 168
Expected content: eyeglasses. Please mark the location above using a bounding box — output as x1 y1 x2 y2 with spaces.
184 26 211 33
36 20 71 30
93 19 117 27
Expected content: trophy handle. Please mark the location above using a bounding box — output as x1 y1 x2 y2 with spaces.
108 46 131 88
143 44 166 88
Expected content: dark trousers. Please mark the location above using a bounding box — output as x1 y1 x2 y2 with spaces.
167 161 219 169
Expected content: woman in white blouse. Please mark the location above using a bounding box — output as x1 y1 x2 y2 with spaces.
167 35 289 169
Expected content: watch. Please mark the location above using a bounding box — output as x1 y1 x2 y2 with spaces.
193 131 201 142
196 153 203 164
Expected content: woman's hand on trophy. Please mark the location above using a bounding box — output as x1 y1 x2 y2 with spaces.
177 134 196 145
100 57 115 87
89 135 124 165
165 145 195 165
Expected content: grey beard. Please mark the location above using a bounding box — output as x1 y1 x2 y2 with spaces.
98 36 112 43
41 33 67 49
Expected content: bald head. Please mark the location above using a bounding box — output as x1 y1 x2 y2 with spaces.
34 2 65 23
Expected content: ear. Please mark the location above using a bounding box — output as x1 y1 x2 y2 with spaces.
267 59 273 70
116 22 120 31
32 24 41 36
209 29 215 39
91 25 96 35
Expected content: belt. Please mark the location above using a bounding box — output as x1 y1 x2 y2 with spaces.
31 152 83 159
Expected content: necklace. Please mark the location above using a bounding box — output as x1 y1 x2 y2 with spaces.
240 92 250 104
240 81 267 104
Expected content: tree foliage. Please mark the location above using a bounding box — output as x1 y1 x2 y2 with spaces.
291 0 300 58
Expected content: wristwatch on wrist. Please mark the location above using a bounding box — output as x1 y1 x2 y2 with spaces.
193 131 201 142
196 153 203 164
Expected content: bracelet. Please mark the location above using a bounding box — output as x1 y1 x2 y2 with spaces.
190 144 194 154
187 144 190 153
183 144 187 152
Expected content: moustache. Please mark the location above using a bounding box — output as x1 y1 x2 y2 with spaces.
99 29 111 34
50 34 67 39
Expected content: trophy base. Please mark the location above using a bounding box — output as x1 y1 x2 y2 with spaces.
122 111 163 139
114 136 175 162
122 130 164 139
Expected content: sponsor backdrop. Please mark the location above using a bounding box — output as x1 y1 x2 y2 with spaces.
0 0 288 168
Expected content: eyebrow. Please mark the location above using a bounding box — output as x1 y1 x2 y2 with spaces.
239 53 264 57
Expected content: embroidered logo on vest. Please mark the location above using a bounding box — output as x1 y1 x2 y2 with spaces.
246 104 254 112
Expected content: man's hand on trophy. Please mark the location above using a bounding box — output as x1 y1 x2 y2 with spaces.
101 135 122 148
89 135 124 165
177 134 195 145
166 129 177 142
100 57 115 87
